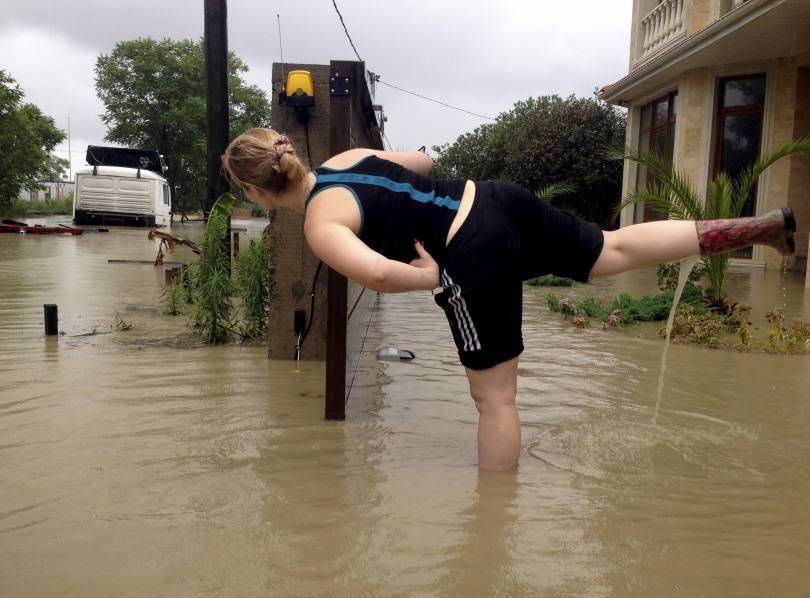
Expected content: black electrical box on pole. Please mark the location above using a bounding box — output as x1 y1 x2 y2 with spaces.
204 0 231 262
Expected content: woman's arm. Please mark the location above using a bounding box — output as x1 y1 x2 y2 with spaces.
373 150 434 176
327 148 434 176
304 221 439 293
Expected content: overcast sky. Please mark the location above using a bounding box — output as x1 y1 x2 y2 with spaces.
0 0 632 176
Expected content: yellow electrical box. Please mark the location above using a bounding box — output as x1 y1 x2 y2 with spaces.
286 70 314 97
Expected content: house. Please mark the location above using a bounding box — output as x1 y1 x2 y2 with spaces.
602 0 810 279
18 180 76 202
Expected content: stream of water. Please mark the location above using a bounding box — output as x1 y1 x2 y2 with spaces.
653 257 699 426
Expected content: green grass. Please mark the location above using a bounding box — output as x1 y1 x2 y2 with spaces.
1 196 73 218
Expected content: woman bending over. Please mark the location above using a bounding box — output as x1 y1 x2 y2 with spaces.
222 128 796 471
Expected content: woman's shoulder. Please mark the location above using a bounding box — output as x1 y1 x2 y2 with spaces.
319 149 382 171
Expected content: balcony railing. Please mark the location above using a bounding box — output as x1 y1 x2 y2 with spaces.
641 0 686 59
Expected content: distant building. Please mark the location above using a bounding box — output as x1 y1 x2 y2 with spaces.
602 0 810 277
18 180 76 202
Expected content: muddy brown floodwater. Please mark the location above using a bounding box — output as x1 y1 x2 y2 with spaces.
2 216 810 596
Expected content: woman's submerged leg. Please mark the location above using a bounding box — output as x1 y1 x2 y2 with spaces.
590 208 796 277
465 357 521 471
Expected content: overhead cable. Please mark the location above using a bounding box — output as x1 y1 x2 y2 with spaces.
376 79 496 121
331 0 363 61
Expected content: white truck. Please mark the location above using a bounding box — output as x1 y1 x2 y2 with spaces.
73 146 172 227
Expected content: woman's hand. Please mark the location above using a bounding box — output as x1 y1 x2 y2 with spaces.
410 240 440 290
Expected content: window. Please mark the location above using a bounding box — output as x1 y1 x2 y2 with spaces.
163 184 170 206
635 91 678 223
713 74 766 258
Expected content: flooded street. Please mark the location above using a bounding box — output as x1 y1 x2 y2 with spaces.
2 218 810 596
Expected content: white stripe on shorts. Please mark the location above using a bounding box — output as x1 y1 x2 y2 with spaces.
442 270 481 352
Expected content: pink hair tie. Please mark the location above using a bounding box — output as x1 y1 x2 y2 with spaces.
268 135 293 171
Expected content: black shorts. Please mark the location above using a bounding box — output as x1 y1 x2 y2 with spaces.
433 181 604 370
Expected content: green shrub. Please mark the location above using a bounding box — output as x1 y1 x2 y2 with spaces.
668 304 737 348
765 308 810 354
162 279 183 316
656 261 706 292
526 274 575 287
235 235 273 339
547 284 705 327
192 198 234 344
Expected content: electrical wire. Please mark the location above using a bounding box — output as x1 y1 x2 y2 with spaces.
277 14 285 90
303 119 314 169
331 0 363 61
292 260 324 360
376 79 496 121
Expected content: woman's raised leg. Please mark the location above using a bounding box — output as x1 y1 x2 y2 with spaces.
465 357 521 471
590 208 796 277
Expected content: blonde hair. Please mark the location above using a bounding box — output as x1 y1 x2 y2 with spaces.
222 128 307 193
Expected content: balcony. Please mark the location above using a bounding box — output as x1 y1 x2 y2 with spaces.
640 0 686 60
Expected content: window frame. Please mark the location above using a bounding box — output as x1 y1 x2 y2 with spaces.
635 90 678 223
711 73 766 258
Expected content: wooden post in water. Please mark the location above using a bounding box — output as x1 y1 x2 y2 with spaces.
204 0 231 269
324 61 354 421
324 61 384 420
165 266 181 285
43 304 58 336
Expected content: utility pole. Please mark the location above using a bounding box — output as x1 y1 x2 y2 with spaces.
67 114 72 182
204 0 230 214
204 0 231 262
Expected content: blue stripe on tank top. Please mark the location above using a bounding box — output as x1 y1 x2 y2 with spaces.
314 173 461 211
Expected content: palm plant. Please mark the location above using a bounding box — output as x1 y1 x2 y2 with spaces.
613 138 810 308
535 181 577 201
535 181 584 219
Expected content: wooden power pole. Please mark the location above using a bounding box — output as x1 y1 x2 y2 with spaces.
204 0 230 217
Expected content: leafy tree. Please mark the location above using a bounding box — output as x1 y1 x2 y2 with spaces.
432 94 626 228
0 70 68 214
95 38 271 217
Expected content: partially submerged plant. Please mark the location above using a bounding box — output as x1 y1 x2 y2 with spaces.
162 279 183 316
765 308 810 354
736 304 754 351
602 310 622 331
656 261 705 293
558 297 577 316
234 235 273 340
667 304 737 349
113 310 132 331
546 286 705 327
192 193 235 344
571 314 589 328
526 274 575 287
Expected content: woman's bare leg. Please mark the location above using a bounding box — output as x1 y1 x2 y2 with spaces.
590 209 796 277
590 220 699 277
465 357 521 471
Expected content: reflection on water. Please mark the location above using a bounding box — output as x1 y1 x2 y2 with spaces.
1 218 810 596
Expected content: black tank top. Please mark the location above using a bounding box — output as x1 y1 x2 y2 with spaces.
305 155 468 264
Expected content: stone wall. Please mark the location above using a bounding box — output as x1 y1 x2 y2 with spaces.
685 0 713 35
786 67 810 280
